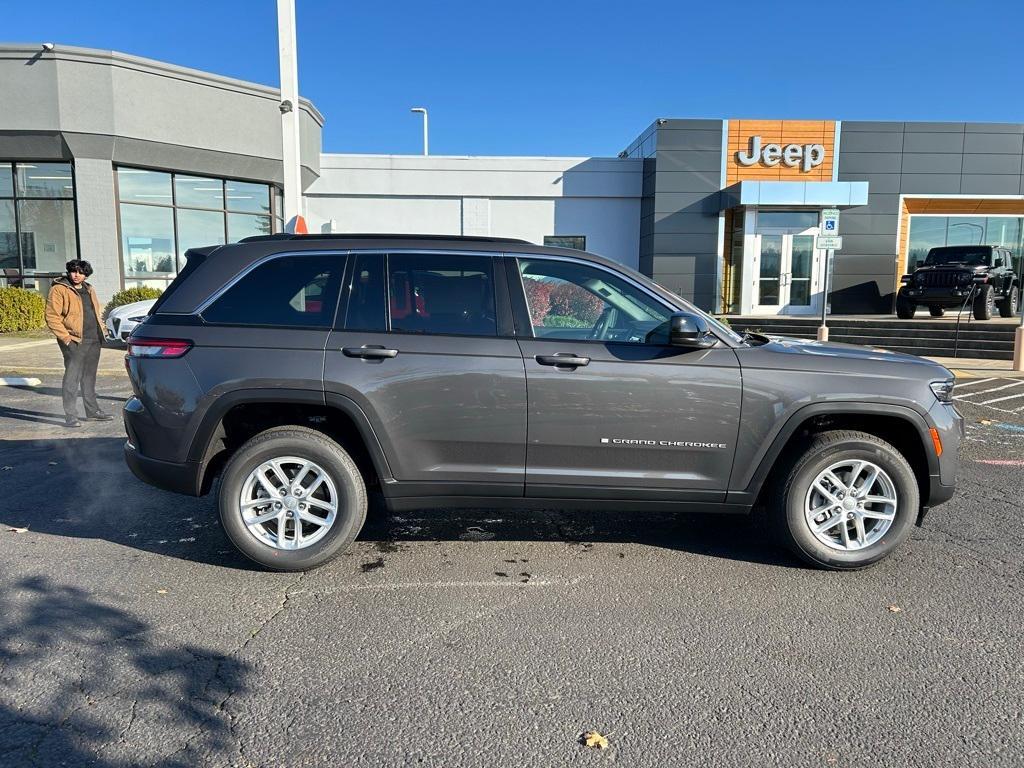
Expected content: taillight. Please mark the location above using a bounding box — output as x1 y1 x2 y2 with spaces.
127 338 193 358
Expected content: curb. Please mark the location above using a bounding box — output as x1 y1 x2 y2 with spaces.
0 368 127 377
0 376 42 386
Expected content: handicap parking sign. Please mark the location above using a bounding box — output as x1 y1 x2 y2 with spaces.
825 220 836 231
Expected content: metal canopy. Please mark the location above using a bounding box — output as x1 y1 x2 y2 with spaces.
720 181 870 209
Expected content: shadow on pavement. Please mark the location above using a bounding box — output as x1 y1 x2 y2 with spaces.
0 575 250 767
0 436 796 570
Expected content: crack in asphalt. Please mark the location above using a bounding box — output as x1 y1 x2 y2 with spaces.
147 571 308 768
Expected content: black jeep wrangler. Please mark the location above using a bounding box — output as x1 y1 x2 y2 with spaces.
896 245 1019 320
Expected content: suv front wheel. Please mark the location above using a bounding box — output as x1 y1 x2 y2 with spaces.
772 430 919 569
997 286 1019 318
218 426 367 571
973 284 995 320
895 290 916 320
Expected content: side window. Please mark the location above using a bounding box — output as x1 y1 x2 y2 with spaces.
387 253 496 337
518 258 670 344
203 254 343 327
344 252 386 331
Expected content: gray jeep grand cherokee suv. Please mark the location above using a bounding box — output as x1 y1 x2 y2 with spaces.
123 234 961 571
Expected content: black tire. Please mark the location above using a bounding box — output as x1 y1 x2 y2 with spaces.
997 286 1019 318
973 284 994 320
770 430 920 570
895 290 916 320
928 305 945 317
218 426 367 571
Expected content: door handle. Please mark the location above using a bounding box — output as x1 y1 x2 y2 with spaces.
535 353 590 368
342 345 399 359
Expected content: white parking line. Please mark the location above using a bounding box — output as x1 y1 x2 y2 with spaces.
954 381 1024 399
980 390 1024 405
0 340 52 353
953 377 1000 389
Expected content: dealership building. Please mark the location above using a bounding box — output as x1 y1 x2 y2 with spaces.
4 43 1024 317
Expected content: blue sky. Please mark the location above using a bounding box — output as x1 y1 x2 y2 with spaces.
6 0 1023 157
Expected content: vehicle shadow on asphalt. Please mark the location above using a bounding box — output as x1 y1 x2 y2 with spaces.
0 575 250 767
0 437 798 570
0 385 125 426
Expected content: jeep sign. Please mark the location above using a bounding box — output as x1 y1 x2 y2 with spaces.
736 135 825 172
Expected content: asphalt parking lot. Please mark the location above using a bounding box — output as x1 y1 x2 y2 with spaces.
1 364 1023 767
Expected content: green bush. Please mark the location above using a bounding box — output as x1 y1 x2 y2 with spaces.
102 286 163 320
542 314 590 328
0 287 46 333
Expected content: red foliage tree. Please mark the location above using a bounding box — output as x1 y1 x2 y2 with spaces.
522 278 553 325
548 282 605 325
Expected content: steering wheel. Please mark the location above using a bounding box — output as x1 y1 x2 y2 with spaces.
588 306 613 340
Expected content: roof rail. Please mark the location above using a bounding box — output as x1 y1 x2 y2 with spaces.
238 233 532 245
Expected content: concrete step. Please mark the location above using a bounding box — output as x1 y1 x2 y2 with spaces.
727 317 1017 360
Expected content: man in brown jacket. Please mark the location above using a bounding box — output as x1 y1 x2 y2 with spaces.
45 259 113 427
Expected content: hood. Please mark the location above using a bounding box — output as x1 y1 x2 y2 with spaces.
108 299 156 319
915 263 986 273
761 334 950 371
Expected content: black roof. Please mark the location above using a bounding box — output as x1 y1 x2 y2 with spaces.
240 233 531 245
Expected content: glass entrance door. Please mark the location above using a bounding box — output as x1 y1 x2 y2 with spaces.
751 230 821 315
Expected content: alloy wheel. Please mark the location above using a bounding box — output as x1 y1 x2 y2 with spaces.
238 456 338 550
803 459 897 551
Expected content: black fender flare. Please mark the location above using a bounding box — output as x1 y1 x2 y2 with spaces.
727 401 937 505
186 388 394 484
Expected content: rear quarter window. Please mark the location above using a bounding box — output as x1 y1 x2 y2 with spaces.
202 253 345 328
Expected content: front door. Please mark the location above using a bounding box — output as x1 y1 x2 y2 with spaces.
751 230 820 315
513 256 742 502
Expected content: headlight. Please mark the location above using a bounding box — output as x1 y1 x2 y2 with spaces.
930 379 955 403
127 315 146 323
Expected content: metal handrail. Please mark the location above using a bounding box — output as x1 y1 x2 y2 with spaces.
952 284 978 359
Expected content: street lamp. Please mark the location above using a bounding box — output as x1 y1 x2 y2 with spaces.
410 107 429 155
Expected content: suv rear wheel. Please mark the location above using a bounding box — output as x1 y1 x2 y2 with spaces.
997 286 1019 318
218 426 367 571
771 430 919 570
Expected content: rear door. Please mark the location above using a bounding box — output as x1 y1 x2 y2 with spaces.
324 251 526 497
510 255 742 502
184 250 345 404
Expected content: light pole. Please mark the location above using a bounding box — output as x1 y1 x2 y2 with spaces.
410 107 429 155
277 0 305 232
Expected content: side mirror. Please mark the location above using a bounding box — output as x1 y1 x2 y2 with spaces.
669 311 717 349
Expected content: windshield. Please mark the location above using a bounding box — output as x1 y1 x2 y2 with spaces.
924 247 991 267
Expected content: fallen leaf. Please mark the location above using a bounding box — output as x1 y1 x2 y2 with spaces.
887 605 902 613
1 466 12 471
156 589 168 594
7 527 28 534
48 461 58 466
581 731 609 750
979 419 994 425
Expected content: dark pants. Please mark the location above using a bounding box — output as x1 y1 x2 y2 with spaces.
58 339 102 419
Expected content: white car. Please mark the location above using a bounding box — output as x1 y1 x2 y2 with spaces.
105 299 156 344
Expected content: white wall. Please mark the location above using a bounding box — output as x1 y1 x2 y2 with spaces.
304 154 643 268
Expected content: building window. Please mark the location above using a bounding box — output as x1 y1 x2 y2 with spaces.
544 235 586 251
0 161 78 294
116 167 279 290
907 215 1024 272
